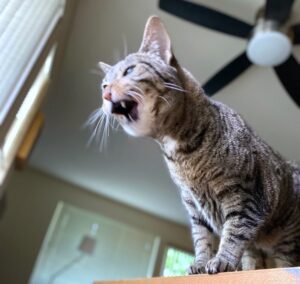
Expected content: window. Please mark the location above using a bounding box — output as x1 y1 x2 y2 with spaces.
162 247 194 276
30 202 161 284
0 0 65 125
0 0 65 187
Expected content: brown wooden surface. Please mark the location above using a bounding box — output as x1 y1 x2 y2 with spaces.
15 111 44 169
95 267 300 284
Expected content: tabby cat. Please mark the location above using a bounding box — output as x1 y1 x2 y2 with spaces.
97 16 300 274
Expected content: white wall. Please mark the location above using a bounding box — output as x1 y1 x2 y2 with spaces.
0 169 192 284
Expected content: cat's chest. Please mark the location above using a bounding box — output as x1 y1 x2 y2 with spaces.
188 188 222 234
162 137 202 189
161 138 223 233
178 181 222 234
163 153 188 190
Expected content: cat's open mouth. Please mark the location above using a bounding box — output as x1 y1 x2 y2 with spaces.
111 100 138 121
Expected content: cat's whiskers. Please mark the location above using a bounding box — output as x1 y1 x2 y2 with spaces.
113 118 122 131
110 116 120 131
95 114 106 143
164 82 180 88
86 109 105 147
131 85 145 96
96 113 107 142
85 107 116 151
127 90 144 104
84 107 102 127
129 89 143 98
164 85 187 93
164 82 188 93
104 114 111 148
158 95 171 106
97 112 111 151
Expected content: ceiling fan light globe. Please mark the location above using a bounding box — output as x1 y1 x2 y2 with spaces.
246 31 292 67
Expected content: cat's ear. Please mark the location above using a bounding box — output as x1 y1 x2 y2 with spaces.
139 16 173 64
98 62 112 74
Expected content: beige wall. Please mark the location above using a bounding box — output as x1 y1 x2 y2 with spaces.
0 168 192 284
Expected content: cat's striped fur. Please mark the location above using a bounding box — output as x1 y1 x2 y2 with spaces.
98 16 300 274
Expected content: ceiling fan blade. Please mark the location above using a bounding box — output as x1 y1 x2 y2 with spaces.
203 52 252 96
274 55 300 107
292 23 300 44
159 0 253 39
264 0 295 23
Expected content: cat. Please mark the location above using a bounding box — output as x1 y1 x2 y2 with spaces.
97 16 300 274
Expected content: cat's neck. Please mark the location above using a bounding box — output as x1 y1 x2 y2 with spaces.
155 73 216 153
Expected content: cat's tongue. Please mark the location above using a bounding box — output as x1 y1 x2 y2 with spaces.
111 100 138 121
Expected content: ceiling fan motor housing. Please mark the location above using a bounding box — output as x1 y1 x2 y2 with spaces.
247 19 292 67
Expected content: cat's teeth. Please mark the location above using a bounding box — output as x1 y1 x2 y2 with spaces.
121 101 126 108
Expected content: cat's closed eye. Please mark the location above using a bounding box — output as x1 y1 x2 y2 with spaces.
123 65 135 76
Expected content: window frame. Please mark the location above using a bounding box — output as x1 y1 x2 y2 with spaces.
0 0 78 189
0 17 62 144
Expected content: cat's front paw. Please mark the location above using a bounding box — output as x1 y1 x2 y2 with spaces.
205 256 235 274
188 262 206 274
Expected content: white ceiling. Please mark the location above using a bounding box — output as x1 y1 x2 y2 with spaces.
30 0 300 225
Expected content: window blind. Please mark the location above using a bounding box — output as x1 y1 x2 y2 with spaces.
0 0 65 125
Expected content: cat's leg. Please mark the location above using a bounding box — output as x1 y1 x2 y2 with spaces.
188 218 215 274
181 191 214 274
241 247 264 270
205 194 264 274
273 256 293 268
272 241 299 268
272 225 300 268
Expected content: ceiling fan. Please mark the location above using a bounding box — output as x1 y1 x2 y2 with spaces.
159 0 300 106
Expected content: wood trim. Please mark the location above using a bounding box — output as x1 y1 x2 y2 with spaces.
95 267 300 284
0 78 50 187
15 112 45 170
